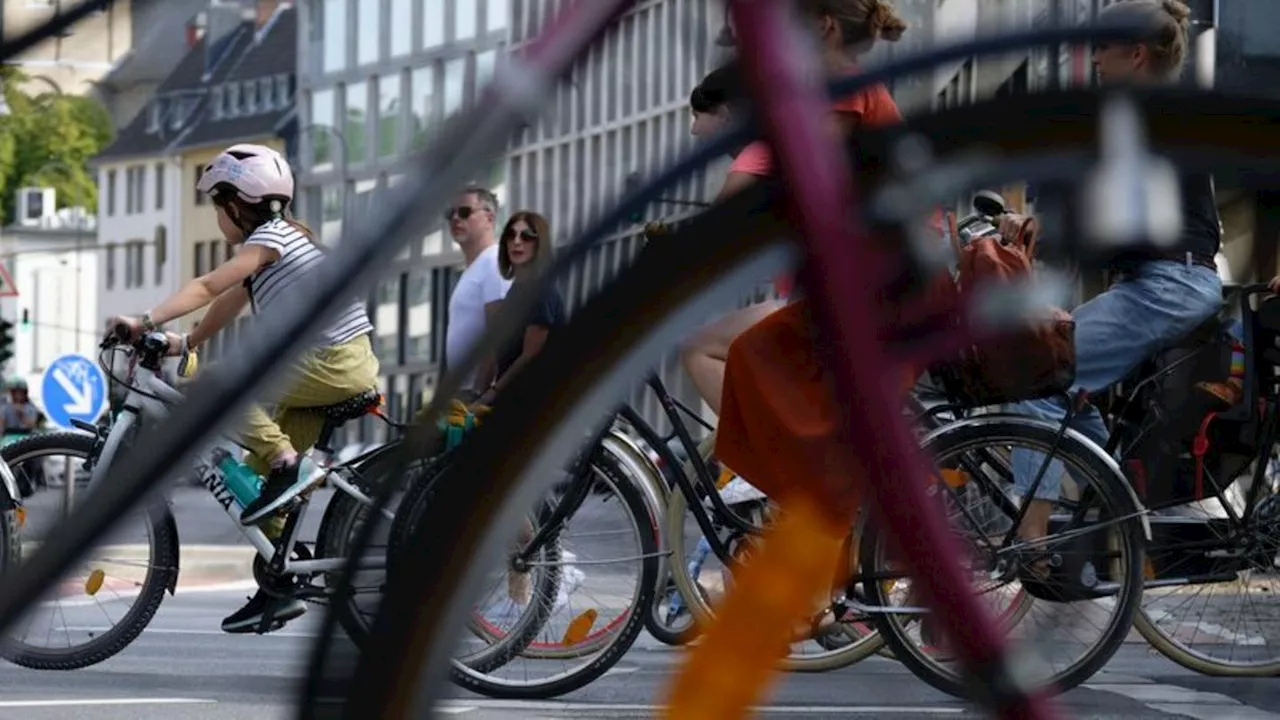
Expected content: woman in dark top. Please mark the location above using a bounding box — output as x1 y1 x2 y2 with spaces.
474 210 565 408
1006 0 1223 547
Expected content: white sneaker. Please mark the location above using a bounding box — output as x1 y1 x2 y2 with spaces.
554 551 587 612
719 476 767 506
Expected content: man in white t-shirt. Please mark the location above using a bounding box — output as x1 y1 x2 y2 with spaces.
445 185 512 399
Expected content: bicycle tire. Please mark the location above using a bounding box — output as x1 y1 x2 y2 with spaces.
383 449 563 673
862 416 1146 699
664 434 887 671
0 433 177 670
1132 603 1280 677
449 447 658 699
316 454 423 648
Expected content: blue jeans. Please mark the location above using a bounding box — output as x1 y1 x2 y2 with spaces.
1011 260 1222 499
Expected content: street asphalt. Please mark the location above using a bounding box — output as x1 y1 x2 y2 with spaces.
0 585 1278 719
4 484 1280 718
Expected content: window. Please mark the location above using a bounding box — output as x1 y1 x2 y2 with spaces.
423 0 444 48
311 88 337 169
208 242 221 275
194 164 209 205
147 102 162 132
105 244 116 289
390 0 412 57
125 242 144 288
485 0 507 33
345 81 369 163
154 225 167 285
227 83 241 117
194 241 205 278
378 74 401 159
211 86 225 119
476 49 497 90
276 74 294 104
323 0 347 73
357 0 381 66
260 77 275 110
410 66 436 149
245 81 259 114
170 98 188 130
321 184 343 242
125 166 139 214
443 58 465 117
455 0 477 40
405 268 431 361
373 275 401 364
106 169 117 216
155 163 165 210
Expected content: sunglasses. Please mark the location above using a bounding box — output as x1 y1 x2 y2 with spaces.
444 205 482 221
503 228 539 243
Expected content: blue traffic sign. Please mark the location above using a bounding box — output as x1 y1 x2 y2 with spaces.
41 354 107 430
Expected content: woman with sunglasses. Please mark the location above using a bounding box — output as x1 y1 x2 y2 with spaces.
473 211 565 409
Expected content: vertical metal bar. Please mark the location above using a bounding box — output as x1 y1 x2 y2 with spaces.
726 1 1055 717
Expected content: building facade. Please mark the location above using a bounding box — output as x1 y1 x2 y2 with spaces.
93 0 213 129
0 0 131 99
0 199 98 406
90 3 259 331
295 0 508 439
501 0 726 426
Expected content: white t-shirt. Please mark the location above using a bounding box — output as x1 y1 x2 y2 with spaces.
446 244 511 392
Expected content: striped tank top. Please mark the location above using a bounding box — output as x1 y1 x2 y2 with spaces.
242 219 374 347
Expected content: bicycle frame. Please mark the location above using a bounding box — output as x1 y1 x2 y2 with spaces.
93 361 384 576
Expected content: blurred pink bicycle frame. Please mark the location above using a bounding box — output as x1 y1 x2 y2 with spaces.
679 2 1056 717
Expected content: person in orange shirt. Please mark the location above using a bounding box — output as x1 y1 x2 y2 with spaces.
714 0 911 520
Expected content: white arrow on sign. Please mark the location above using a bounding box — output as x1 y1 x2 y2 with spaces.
52 367 94 416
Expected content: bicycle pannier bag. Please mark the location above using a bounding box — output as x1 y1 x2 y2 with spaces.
931 215 1076 407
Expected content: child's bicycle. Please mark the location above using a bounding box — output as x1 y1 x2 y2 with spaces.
0 326 399 670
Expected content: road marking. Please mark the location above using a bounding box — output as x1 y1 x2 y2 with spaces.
434 700 965 714
0 698 215 708
1087 681 1280 719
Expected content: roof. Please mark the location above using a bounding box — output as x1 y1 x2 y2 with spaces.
92 23 256 165
172 7 298 153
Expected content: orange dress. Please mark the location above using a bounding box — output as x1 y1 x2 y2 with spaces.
714 81 928 526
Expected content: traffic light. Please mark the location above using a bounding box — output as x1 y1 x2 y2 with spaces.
0 319 13 366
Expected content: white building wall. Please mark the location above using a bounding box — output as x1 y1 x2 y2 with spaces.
95 157 184 330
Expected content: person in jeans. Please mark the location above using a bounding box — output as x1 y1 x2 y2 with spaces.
1009 0 1223 547
443 186 512 402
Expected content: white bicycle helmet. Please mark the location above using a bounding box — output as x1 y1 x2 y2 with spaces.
196 143 295 211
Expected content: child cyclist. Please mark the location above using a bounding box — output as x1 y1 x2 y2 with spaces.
107 143 379 633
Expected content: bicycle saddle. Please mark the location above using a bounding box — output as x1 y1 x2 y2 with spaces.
317 389 382 421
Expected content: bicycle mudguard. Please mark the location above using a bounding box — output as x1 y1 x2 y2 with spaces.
0 459 18 511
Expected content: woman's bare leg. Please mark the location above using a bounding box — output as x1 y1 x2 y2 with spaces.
681 300 786 415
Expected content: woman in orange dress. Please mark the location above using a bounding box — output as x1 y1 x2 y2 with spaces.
714 0 914 525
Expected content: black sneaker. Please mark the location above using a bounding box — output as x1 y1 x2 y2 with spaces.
221 589 306 634
240 462 319 526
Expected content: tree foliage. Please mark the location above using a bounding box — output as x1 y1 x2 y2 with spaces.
0 66 115 224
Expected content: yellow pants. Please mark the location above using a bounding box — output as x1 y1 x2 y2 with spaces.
240 334 380 477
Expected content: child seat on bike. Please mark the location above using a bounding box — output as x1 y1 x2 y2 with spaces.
1115 287 1270 512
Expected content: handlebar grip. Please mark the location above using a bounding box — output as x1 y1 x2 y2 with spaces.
113 323 131 341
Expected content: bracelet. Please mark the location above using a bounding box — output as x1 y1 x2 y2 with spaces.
141 311 157 332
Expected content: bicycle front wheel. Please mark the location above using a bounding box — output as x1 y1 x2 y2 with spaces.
863 416 1146 699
